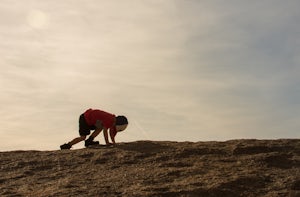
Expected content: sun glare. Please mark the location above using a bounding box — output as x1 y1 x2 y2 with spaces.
27 10 49 29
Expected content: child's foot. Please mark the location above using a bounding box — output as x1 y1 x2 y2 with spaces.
60 143 71 150
85 139 99 147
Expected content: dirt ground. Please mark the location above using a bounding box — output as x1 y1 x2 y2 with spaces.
0 139 299 197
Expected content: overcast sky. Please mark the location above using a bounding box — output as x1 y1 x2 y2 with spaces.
0 0 299 150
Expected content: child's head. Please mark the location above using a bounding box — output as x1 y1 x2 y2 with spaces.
115 115 128 132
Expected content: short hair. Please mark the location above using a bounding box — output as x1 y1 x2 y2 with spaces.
116 116 128 125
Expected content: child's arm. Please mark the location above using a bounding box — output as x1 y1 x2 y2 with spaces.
109 129 116 144
103 128 110 145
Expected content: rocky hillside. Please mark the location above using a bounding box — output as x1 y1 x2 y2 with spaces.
1 139 299 196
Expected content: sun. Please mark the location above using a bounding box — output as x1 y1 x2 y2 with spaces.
27 10 49 29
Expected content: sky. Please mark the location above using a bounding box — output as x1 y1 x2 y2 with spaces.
0 0 299 150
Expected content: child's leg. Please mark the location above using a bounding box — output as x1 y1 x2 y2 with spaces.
90 129 102 139
86 129 102 142
68 135 86 146
61 114 90 149
60 135 86 149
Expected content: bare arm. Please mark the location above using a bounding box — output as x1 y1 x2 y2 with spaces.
109 129 116 144
103 127 110 145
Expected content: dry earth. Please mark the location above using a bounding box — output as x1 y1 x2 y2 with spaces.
0 139 299 197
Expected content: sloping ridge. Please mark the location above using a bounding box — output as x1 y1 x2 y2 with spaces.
1 139 299 197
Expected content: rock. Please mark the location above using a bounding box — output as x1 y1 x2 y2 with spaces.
0 139 299 196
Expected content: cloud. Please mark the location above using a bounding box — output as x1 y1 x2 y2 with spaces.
162 0 300 139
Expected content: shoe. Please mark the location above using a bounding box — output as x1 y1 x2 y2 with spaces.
60 143 71 150
85 139 99 147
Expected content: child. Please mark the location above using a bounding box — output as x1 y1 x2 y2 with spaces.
60 108 128 150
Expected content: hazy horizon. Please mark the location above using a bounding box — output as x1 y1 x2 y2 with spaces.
1 0 299 150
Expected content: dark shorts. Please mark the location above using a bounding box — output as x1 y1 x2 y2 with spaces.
79 114 96 136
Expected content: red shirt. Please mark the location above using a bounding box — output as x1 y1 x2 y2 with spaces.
84 109 116 131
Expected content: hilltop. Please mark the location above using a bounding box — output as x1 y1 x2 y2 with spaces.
0 139 299 196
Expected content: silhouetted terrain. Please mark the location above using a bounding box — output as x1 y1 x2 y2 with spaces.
1 139 299 196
